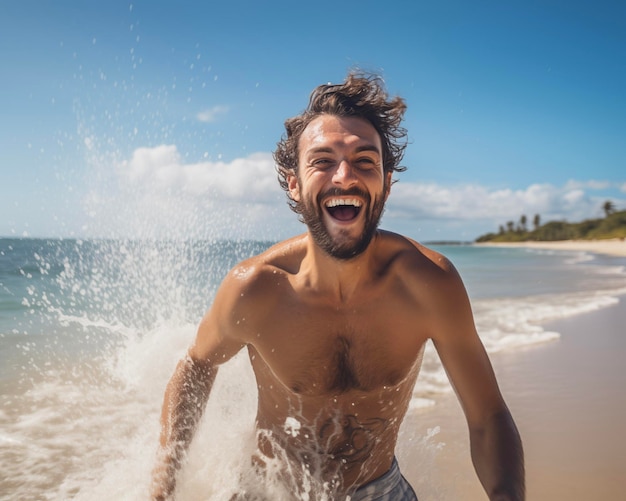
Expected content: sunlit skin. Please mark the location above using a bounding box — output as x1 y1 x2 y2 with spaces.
290 115 390 260
152 115 524 500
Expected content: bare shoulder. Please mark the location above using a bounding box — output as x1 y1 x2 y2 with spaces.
380 232 476 343
224 234 306 291
192 236 306 359
378 230 460 282
378 231 471 325
214 235 306 323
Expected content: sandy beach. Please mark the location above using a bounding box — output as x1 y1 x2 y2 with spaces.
403 295 626 500
476 238 626 257
400 240 626 499
4 238 625 500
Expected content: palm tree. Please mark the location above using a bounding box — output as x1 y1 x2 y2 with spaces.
603 200 615 217
533 214 541 230
520 215 528 232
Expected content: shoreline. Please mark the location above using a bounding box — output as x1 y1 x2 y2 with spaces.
475 238 626 257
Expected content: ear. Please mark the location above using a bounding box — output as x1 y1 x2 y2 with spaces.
288 173 301 202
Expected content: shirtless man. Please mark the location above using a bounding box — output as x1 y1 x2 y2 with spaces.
151 72 524 500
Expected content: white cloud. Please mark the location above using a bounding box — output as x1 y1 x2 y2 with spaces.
621 182 626 193
196 105 229 123
387 178 623 231
564 179 611 191
82 144 625 241
562 188 584 205
83 145 298 241
119 146 279 202
389 182 571 220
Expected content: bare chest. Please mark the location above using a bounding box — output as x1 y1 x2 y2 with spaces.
249 299 426 396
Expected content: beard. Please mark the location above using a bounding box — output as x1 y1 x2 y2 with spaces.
296 186 387 260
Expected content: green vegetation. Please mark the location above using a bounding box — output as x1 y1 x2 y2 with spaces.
475 201 626 243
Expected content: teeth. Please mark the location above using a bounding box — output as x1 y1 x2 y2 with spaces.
325 198 362 208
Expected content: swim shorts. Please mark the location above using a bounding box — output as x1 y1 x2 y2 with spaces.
348 458 417 501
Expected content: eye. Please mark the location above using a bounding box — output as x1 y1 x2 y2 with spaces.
311 158 334 169
355 157 377 169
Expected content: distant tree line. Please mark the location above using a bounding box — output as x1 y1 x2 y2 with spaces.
476 200 626 242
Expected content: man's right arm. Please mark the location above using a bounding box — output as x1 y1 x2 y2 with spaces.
150 266 250 500
150 354 217 500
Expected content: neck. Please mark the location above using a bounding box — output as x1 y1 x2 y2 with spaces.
300 232 380 303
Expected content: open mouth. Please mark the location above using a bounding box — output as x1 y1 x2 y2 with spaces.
324 198 363 222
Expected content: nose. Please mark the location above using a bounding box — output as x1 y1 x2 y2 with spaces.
332 159 357 186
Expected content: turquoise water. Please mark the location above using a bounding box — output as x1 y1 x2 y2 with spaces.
1 237 625 500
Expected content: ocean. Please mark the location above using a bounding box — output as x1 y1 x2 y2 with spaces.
1 237 626 500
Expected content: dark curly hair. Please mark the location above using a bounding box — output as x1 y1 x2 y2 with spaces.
274 72 408 212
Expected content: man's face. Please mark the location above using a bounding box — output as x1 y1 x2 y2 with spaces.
288 114 391 260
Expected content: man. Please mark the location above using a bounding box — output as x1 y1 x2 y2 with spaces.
151 72 524 500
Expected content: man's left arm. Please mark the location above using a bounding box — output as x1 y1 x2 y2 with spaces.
428 262 525 501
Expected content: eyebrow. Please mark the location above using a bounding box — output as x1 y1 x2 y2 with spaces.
306 144 381 155
355 145 381 154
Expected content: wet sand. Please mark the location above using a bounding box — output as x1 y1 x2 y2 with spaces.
402 297 626 500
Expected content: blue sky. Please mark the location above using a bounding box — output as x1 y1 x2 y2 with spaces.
1 0 624 241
